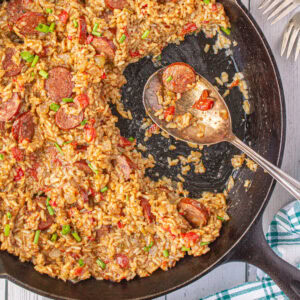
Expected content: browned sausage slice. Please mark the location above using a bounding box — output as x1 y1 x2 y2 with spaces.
0 93 21 122
74 160 93 174
78 16 87 44
12 111 35 143
105 0 127 10
55 103 83 130
140 197 155 223
92 37 116 60
33 197 54 230
45 67 74 103
7 0 28 23
38 215 54 230
115 155 136 180
2 48 23 77
96 225 111 241
162 62 196 93
177 198 209 228
16 12 47 36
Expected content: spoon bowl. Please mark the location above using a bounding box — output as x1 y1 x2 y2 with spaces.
143 68 233 145
143 66 300 200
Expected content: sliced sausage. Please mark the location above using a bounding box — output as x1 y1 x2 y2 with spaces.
78 16 87 44
12 111 35 143
2 48 23 77
7 0 28 23
16 12 47 36
55 103 83 130
115 155 136 180
96 225 111 241
92 37 116 60
140 197 155 223
162 62 196 93
177 198 209 228
74 160 93 174
105 0 127 10
0 93 21 122
115 254 129 268
34 197 54 230
45 67 74 103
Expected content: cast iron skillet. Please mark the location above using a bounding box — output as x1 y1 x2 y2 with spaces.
1 0 300 299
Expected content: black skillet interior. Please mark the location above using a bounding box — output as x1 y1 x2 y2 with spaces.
0 0 285 299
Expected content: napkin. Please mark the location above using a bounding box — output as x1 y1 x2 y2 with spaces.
203 201 300 300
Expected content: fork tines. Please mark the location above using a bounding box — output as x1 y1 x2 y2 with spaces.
259 0 299 24
281 13 300 60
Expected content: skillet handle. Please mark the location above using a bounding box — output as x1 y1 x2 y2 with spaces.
228 216 300 299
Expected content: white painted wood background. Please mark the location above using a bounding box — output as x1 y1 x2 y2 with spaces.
1 0 299 298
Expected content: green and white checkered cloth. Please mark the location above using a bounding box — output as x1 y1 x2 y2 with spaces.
203 201 300 300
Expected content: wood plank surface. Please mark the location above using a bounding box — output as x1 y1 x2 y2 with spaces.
0 279 6 300
6 0 300 298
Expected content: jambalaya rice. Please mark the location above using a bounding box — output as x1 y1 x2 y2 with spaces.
0 0 230 282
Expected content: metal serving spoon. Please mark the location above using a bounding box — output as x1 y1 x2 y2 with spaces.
143 68 300 200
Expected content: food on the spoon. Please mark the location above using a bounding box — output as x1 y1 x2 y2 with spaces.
0 0 230 283
162 62 196 93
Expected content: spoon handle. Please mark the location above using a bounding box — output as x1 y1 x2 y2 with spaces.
230 135 300 200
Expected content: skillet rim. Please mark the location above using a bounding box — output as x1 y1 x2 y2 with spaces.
0 0 286 299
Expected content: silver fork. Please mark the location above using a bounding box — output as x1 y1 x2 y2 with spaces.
281 12 300 60
259 0 300 24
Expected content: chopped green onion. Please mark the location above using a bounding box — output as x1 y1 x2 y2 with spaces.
217 216 225 221
4 224 10 237
100 186 108 193
126 194 129 201
31 55 39 68
54 142 64 155
81 119 88 126
166 75 173 82
46 197 50 206
119 34 126 44
49 22 56 32
39 70 48 79
93 23 99 32
181 246 191 252
51 233 58 242
128 137 135 142
88 163 98 174
50 103 60 112
78 259 85 267
96 258 106 270
203 0 210 4
156 54 162 61
20 51 34 62
0 153 4 160
61 225 70 235
34 230 41 244
47 205 55 216
6 212 12 219
73 19 78 28
92 31 102 37
221 26 231 35
200 241 210 246
62 98 74 103
163 249 169 257
35 23 50 33
72 231 81 242
46 8 53 14
144 241 154 252
63 140 72 145
141 30 150 39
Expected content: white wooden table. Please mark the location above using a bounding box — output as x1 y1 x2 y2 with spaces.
1 0 299 298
